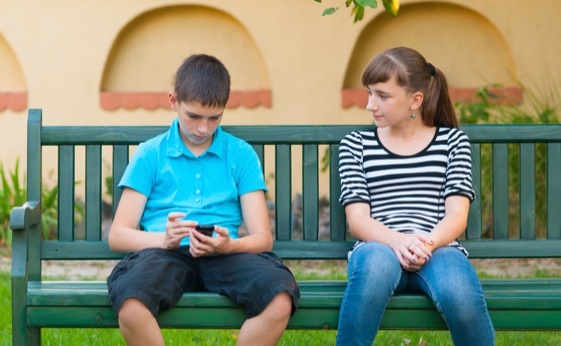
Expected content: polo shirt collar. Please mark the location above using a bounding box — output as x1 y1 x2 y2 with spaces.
166 118 226 159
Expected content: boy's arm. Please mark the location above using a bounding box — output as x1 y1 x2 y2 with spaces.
189 190 273 256
237 190 273 251
107 188 195 252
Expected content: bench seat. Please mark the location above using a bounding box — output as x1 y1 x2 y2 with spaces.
26 278 561 330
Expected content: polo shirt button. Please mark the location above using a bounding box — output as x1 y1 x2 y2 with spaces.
195 198 200 202
196 173 201 179
196 189 201 195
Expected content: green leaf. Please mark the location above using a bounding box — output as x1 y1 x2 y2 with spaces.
314 0 322 3
353 6 365 22
355 0 377 9
382 0 399 16
42 185 58 209
322 7 338 16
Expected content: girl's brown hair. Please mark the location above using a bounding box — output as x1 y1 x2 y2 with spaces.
361 47 458 128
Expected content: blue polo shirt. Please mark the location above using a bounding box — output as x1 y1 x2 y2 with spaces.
119 118 267 246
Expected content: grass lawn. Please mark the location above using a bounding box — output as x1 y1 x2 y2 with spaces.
1 261 561 345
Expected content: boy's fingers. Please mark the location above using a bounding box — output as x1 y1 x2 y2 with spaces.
213 226 230 236
168 212 186 221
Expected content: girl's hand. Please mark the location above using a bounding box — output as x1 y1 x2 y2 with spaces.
392 233 434 271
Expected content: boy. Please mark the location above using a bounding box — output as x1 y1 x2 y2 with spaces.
107 54 299 346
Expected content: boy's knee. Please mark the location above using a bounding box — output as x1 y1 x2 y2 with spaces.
118 298 150 324
268 292 293 320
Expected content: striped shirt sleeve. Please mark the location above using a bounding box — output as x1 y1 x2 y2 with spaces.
445 129 475 202
339 131 370 207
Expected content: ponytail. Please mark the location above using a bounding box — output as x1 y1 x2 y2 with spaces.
422 66 458 128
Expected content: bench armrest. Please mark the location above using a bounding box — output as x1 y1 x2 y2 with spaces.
10 201 41 231
11 201 41 279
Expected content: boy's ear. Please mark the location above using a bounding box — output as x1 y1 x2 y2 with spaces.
168 92 178 111
410 91 424 111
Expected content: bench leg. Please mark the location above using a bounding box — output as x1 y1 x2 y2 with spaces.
12 278 41 345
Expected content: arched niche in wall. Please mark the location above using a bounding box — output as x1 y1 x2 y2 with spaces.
0 34 27 112
100 5 271 111
342 2 520 109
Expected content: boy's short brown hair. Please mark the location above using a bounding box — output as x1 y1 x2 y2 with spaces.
174 54 230 108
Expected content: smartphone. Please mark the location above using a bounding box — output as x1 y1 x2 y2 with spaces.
195 224 215 237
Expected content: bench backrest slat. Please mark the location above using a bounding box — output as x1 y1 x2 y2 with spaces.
252 144 265 174
329 144 346 241
547 143 561 239
302 144 319 241
492 143 509 239
275 144 292 240
112 145 129 217
519 143 536 239
467 143 483 240
58 145 75 241
85 145 102 241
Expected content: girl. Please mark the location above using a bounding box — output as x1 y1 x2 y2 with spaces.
335 47 494 345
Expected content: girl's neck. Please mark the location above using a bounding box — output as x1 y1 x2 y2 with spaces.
377 123 436 156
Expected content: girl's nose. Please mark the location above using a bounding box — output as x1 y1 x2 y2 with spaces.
366 98 378 112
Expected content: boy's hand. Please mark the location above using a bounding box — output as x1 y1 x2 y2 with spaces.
189 225 231 257
164 212 195 249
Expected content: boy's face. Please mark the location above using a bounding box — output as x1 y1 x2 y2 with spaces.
169 93 224 153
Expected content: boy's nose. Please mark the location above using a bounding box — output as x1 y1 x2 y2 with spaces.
198 120 209 134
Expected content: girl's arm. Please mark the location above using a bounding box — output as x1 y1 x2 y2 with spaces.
345 202 433 269
426 195 470 251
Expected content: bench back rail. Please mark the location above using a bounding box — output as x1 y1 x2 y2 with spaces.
12 109 561 270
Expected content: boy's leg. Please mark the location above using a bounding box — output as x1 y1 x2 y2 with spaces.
199 252 299 346
237 291 292 345
118 298 164 346
107 248 200 345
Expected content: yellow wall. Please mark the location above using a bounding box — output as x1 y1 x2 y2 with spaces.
1 0 560 173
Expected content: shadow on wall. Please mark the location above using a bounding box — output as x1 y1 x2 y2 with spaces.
342 2 520 108
100 5 271 111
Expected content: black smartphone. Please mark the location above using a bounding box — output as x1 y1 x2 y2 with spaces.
195 224 215 236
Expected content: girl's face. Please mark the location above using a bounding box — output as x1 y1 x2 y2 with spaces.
365 76 415 128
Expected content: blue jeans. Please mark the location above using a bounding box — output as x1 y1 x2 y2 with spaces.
336 242 495 346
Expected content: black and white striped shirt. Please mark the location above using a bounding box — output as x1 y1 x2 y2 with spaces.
339 127 474 253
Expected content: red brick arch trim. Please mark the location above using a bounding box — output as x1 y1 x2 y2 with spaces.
0 92 27 112
100 90 272 111
342 87 522 109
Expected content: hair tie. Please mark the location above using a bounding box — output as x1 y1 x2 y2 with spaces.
427 63 436 76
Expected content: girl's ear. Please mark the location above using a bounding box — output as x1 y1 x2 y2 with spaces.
168 92 178 111
410 91 424 111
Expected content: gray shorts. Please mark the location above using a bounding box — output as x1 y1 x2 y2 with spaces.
107 247 299 319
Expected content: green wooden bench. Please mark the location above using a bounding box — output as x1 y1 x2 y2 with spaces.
11 109 561 344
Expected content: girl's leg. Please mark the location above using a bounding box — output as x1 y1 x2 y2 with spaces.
412 247 495 346
336 242 402 346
